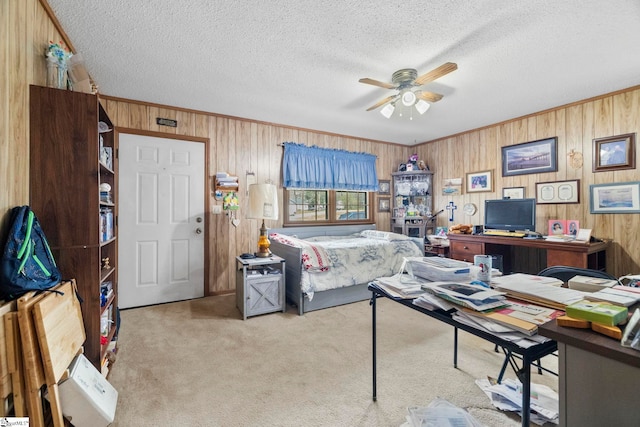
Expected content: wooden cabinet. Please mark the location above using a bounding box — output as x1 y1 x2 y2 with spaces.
390 170 434 238
449 239 483 262
29 85 118 371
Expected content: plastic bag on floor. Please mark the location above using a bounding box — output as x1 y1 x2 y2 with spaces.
402 397 483 427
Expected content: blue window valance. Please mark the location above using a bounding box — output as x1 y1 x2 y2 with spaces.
282 142 378 191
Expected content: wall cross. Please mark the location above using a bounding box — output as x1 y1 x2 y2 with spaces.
446 201 457 222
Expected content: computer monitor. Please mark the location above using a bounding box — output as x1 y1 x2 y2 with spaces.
484 198 536 232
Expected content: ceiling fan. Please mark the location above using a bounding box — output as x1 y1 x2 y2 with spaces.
359 62 457 118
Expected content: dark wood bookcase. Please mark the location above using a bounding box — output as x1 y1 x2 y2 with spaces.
29 85 118 371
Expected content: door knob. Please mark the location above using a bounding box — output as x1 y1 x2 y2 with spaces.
195 228 202 234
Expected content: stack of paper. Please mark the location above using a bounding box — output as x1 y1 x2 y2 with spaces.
461 299 565 336
373 274 428 299
584 287 640 307
421 282 507 311
492 274 584 309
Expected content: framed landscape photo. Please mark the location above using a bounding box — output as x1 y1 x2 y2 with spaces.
501 137 558 177
378 180 390 195
592 133 636 172
502 186 525 199
378 197 390 213
590 181 640 214
466 170 493 193
536 179 580 204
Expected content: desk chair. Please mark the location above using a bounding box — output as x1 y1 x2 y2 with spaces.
495 266 617 383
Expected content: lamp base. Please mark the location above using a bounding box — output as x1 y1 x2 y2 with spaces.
255 219 272 258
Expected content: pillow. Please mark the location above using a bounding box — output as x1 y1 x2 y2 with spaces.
360 230 410 241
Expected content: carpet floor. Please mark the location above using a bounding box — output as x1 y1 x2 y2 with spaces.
108 295 558 426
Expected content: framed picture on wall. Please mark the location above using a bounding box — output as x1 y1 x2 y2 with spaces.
378 180 390 195
378 197 391 213
536 179 580 204
466 170 493 193
592 133 636 172
502 186 525 199
590 182 640 214
501 137 558 177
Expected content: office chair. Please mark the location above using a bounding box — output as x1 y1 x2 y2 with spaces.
495 266 617 383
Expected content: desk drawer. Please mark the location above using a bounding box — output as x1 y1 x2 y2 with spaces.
450 241 483 262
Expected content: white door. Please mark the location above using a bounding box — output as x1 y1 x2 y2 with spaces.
118 133 205 308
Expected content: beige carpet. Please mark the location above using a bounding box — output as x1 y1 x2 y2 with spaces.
108 295 558 427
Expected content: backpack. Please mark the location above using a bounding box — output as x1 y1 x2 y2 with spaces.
0 206 62 300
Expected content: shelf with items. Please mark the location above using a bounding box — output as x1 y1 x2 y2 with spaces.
29 85 118 371
390 170 434 238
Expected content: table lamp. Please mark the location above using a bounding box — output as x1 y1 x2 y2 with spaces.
247 182 279 257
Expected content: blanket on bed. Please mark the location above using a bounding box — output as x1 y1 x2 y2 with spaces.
270 230 424 299
269 233 330 271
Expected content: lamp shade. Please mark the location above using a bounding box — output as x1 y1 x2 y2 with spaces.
247 183 279 220
380 103 395 119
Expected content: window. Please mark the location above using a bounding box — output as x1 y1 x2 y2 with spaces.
285 189 372 225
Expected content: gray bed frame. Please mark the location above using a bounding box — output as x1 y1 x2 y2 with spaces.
269 224 376 315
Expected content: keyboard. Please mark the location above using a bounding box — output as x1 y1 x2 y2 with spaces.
483 230 526 237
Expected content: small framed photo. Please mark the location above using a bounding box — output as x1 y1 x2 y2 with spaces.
536 179 580 204
502 186 525 199
548 220 566 235
593 133 636 172
501 137 558 177
378 180 390 195
378 197 390 213
590 181 640 214
466 170 493 193
442 178 462 196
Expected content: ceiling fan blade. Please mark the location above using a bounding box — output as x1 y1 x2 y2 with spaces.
414 62 458 86
416 91 443 103
359 78 396 90
366 95 397 111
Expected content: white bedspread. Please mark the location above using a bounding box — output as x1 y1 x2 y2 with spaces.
271 231 423 299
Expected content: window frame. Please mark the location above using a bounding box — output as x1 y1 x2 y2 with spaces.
283 189 375 226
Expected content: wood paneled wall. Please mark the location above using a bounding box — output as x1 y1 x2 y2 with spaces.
101 97 409 294
1 0 67 240
3 0 638 293
414 87 640 277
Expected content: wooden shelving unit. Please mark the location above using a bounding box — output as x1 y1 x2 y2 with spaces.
29 85 118 371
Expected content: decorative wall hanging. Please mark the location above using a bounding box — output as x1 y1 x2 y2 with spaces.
592 133 636 172
501 137 558 177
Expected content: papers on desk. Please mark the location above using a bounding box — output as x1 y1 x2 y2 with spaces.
460 299 565 336
492 274 584 309
476 378 559 426
421 281 507 311
452 310 551 347
373 274 428 299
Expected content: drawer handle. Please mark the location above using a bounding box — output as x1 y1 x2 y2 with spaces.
463 246 469 249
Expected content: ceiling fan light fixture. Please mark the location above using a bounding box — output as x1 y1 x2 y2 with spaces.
415 99 431 115
401 90 417 107
380 103 395 119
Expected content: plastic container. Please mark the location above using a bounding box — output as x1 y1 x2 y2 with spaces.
406 257 478 282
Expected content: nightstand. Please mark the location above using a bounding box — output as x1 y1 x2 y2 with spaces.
235 255 286 320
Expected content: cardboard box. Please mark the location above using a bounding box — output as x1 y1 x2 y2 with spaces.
58 353 118 427
568 275 617 292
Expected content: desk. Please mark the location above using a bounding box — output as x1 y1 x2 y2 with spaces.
539 321 640 427
447 234 608 273
369 283 557 427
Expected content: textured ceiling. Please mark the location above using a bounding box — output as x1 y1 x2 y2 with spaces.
48 0 640 146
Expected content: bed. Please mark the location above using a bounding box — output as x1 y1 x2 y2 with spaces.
269 225 424 315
